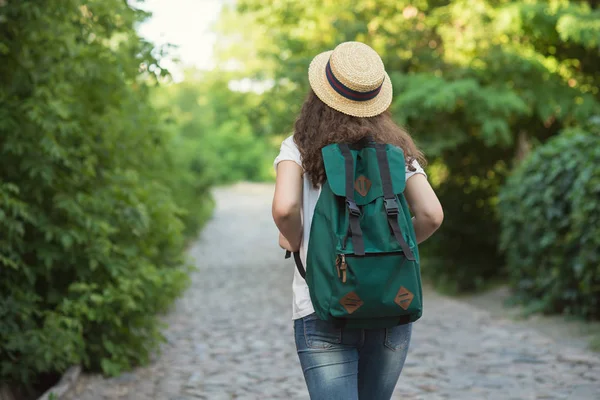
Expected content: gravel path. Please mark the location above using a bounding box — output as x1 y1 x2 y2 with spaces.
65 183 600 400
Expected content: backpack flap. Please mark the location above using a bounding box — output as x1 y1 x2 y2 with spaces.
321 143 407 203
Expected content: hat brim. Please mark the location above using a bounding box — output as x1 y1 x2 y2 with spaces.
308 50 393 118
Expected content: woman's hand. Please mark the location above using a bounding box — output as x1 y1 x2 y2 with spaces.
279 232 300 252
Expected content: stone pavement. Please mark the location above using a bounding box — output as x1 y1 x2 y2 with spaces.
65 183 600 400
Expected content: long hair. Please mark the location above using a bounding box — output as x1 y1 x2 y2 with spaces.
294 89 426 188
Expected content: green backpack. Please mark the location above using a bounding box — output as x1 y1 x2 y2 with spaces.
286 140 423 329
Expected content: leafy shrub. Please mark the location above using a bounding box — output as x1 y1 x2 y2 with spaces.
154 120 217 238
420 139 511 293
498 131 600 319
0 0 211 387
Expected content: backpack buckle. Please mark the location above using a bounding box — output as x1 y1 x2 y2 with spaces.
384 198 399 215
346 199 361 216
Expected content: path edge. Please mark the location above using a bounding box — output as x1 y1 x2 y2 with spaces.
36 365 81 400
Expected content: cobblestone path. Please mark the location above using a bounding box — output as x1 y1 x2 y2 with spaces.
66 183 600 400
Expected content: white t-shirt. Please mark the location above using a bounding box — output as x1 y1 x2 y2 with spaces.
274 135 427 320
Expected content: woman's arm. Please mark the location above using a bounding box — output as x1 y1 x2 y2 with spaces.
272 160 304 251
404 174 444 244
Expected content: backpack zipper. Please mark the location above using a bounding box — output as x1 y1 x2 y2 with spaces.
335 254 347 283
343 251 405 258
335 251 409 283
340 254 347 283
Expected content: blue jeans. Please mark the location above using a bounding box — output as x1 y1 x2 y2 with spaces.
294 313 412 400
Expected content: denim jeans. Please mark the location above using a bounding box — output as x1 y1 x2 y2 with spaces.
294 313 412 400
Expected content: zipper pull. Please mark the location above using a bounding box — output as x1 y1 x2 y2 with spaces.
340 254 347 283
335 255 341 278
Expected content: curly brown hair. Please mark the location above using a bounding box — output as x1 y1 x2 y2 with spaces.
294 89 426 188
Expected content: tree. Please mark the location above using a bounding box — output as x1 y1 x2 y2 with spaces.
214 0 600 290
154 69 274 184
0 0 211 387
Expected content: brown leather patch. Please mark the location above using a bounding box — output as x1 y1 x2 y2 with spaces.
394 287 414 310
340 291 364 314
354 175 372 197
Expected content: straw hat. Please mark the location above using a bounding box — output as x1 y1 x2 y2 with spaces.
308 41 392 118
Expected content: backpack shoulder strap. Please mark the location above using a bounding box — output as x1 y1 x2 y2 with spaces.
375 144 416 261
285 250 306 279
339 143 365 255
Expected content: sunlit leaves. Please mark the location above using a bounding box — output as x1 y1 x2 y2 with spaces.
0 0 204 386
210 0 599 293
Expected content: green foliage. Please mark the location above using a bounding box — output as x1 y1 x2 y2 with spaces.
151 93 217 237
154 71 275 185
498 131 600 319
0 0 212 386
420 139 511 292
216 0 600 291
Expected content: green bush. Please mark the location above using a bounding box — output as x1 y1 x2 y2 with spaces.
420 139 511 293
154 117 217 238
0 0 212 387
498 131 600 319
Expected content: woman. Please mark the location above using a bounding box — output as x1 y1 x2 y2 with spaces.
272 42 443 400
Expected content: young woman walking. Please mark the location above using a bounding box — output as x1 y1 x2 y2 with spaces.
272 41 443 400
